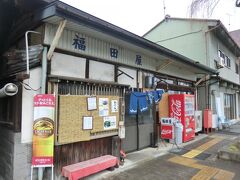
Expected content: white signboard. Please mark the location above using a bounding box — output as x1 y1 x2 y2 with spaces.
111 100 118 113
118 126 125 139
103 116 117 130
87 96 97 110
83 116 93 130
99 98 109 116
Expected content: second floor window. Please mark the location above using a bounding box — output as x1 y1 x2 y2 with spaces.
218 50 231 68
218 50 225 59
226 56 231 68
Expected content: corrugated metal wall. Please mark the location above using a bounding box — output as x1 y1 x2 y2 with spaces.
44 23 157 71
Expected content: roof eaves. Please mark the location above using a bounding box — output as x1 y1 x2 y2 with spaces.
168 17 219 22
13 1 216 74
142 19 166 37
53 2 217 74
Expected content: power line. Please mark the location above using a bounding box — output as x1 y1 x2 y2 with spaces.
155 30 202 43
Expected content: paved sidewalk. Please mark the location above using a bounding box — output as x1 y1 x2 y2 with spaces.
98 133 240 180
221 120 240 134
85 120 240 180
86 134 208 180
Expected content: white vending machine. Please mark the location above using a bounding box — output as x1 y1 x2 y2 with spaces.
194 111 202 133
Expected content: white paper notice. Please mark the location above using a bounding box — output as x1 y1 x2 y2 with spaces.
99 98 109 116
111 100 118 113
118 126 125 139
83 116 93 130
87 97 97 110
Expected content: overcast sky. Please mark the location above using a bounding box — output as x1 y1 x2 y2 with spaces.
60 0 240 36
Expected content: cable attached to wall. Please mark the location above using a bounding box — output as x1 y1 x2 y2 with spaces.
20 82 41 92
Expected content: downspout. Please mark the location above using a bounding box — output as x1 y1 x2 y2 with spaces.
204 31 210 110
136 69 139 150
25 31 44 180
204 22 221 109
29 20 66 180
195 88 198 110
25 31 41 77
39 47 47 180
41 47 48 94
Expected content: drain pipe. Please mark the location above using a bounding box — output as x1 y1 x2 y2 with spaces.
136 70 140 150
207 80 219 109
25 31 44 180
25 31 41 77
41 47 48 94
36 47 48 180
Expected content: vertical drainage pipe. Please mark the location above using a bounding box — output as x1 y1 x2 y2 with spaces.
136 70 140 150
25 31 44 180
41 47 48 94
38 47 48 180
25 31 41 77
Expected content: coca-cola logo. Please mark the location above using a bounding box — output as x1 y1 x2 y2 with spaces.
170 99 181 121
161 129 172 135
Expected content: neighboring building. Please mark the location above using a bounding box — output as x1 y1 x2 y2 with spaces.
144 17 240 122
230 29 240 47
0 3 215 180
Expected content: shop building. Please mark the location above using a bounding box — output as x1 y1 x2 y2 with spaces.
0 2 216 179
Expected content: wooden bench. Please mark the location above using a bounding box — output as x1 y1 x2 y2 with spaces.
62 155 119 180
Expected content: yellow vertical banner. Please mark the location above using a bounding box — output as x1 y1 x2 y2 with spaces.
32 94 55 167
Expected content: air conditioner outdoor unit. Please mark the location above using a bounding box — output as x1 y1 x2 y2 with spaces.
216 57 224 69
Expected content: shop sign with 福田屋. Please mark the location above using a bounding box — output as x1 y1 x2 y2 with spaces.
32 94 55 167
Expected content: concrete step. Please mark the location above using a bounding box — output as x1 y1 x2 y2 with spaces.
218 143 240 163
237 141 240 150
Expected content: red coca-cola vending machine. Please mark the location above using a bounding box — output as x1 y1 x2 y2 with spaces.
169 94 195 142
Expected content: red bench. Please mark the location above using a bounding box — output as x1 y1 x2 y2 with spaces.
62 155 119 180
